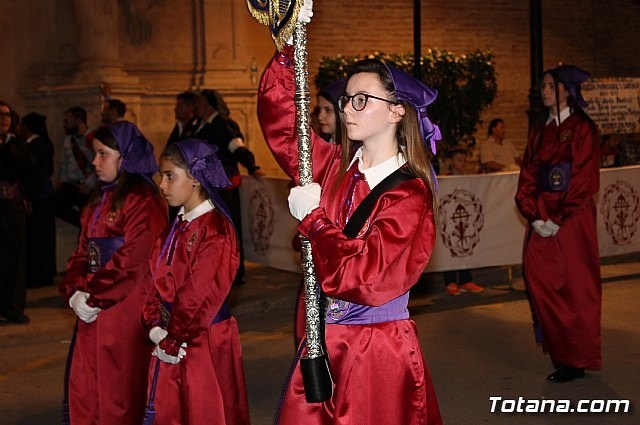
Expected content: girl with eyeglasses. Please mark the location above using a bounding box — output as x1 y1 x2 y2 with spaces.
257 3 442 424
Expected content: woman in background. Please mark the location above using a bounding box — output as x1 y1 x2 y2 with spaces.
516 64 601 383
18 112 56 287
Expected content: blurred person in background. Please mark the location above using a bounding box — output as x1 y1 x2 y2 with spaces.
516 65 601 383
18 112 56 287
0 101 30 324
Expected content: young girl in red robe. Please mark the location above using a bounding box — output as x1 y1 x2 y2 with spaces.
257 5 443 424
516 65 601 383
142 138 250 424
60 121 167 425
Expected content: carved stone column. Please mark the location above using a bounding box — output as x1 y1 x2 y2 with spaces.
24 1 146 169
72 0 128 80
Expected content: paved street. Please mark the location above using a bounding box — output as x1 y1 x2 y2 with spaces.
1 259 638 425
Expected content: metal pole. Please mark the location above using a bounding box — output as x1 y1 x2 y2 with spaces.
293 23 333 404
245 0 333 402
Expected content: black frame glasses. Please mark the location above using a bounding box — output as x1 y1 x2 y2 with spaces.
337 93 397 112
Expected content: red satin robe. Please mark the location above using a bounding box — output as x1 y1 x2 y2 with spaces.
142 208 250 425
59 182 167 425
258 47 442 425
515 111 602 370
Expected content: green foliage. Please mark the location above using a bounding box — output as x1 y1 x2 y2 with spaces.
315 49 498 150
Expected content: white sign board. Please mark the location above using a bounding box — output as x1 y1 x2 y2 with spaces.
240 166 640 273
582 78 640 135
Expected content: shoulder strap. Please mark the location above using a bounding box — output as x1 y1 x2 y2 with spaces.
342 167 415 239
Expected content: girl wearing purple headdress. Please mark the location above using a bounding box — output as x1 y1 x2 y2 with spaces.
516 65 601 383
257 4 442 424
60 121 168 425
141 138 250 424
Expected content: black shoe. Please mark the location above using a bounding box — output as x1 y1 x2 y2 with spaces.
7 314 31 325
547 366 584 383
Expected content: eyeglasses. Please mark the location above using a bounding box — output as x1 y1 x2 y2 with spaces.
337 93 397 112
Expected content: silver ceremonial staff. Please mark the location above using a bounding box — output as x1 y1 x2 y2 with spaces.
246 0 333 403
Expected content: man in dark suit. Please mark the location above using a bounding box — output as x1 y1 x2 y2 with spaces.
166 91 202 147
54 106 96 227
100 98 127 125
195 89 262 285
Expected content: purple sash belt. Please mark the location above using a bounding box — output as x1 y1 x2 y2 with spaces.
538 162 571 192
325 292 410 325
87 236 124 273
161 300 231 325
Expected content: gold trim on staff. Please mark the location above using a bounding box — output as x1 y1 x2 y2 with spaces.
246 0 303 51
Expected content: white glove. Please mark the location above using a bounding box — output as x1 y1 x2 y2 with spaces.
286 0 314 44
149 326 168 345
69 291 101 323
288 183 321 221
531 220 552 237
543 219 560 236
152 343 187 365
298 0 313 24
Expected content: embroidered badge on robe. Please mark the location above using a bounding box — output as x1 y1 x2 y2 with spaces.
327 297 350 320
107 211 117 225
187 231 198 251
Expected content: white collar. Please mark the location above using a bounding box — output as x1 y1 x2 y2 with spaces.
205 111 219 125
70 128 92 138
489 135 504 145
547 107 572 126
348 146 407 189
26 134 38 144
1 133 15 144
179 200 214 222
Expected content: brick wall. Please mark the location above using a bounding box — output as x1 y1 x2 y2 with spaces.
2 0 639 173
304 0 640 154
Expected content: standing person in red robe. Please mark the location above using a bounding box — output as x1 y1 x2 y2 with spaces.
142 138 250 425
257 4 442 423
59 121 167 424
515 64 601 383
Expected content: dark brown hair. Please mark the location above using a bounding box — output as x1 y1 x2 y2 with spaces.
531 71 595 150
487 118 504 136
88 126 158 210
160 143 208 199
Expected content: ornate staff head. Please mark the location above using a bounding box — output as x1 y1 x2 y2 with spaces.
246 0 304 50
